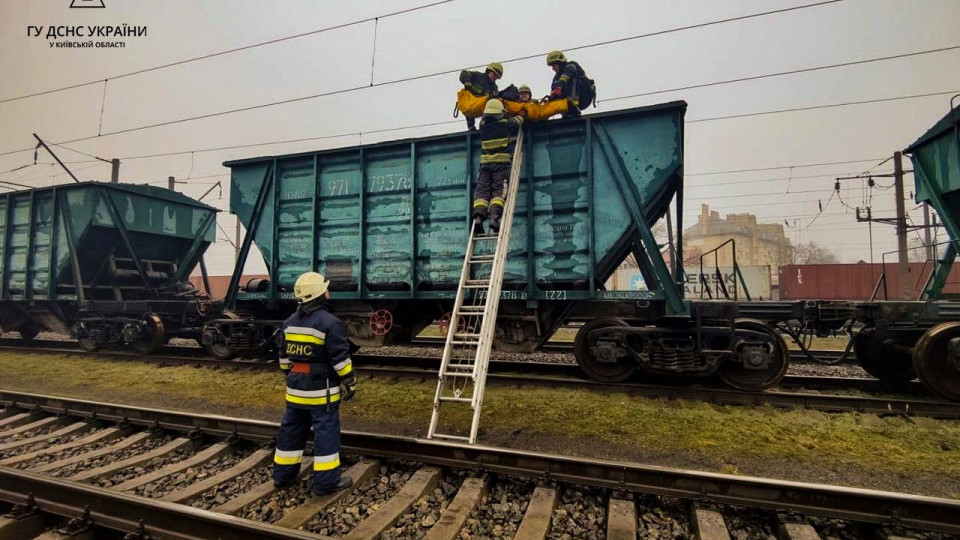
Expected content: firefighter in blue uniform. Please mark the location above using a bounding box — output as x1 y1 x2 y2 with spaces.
272 271 357 495
544 50 595 118
472 99 523 236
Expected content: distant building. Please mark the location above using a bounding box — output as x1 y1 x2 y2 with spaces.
684 204 793 287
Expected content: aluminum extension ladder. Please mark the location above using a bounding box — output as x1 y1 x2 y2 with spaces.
427 129 525 444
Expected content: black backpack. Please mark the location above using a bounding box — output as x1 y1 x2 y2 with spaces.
569 63 596 108
497 84 521 102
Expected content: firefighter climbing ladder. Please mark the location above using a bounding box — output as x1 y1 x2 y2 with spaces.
427 129 525 444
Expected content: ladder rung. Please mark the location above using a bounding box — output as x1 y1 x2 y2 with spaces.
443 368 475 376
439 396 473 404
464 280 490 288
470 256 494 264
450 340 480 346
460 305 486 313
474 234 498 240
431 433 471 442
454 332 481 340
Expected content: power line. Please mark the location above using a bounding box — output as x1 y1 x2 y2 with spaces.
686 158 887 176
687 90 959 123
0 1 455 105
602 45 960 103
0 0 844 158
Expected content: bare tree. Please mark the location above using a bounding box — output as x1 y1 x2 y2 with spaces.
791 242 839 264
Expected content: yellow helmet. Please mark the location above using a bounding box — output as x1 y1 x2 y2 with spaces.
518 84 532 94
486 62 504 78
483 99 504 116
294 271 329 304
546 50 566 65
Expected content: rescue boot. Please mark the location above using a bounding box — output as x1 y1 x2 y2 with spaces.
273 477 296 489
489 206 502 234
466 116 477 131
472 217 485 236
564 97 581 118
313 476 353 496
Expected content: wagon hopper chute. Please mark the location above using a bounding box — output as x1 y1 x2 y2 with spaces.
0 182 218 353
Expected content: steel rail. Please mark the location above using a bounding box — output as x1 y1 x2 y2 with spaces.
0 469 321 540
1 390 958 535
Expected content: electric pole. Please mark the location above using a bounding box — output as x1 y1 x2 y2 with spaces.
923 202 934 262
893 151 909 299
168 176 176 191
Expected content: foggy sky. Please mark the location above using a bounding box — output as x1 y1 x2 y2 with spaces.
1 0 958 275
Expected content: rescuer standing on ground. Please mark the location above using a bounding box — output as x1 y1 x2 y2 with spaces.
472 99 523 235
272 271 357 496
545 50 595 118
459 62 503 130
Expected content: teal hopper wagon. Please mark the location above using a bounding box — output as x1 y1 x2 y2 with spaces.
0 181 218 353
851 99 960 401
210 101 795 390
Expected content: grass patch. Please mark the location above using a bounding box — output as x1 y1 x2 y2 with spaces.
2 352 958 480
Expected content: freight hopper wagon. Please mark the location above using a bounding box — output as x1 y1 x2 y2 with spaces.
856 102 960 400
0 182 218 353
212 101 793 390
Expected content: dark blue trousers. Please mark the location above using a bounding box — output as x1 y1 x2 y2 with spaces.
272 403 342 491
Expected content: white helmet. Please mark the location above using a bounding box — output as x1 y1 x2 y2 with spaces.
294 272 330 304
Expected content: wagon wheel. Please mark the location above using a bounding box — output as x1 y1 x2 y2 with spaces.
76 322 101 352
131 314 165 355
438 311 467 339
853 329 916 382
368 309 393 337
574 319 635 382
718 319 790 391
202 311 240 361
913 322 960 401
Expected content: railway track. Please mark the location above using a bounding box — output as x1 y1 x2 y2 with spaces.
3 342 958 420
0 390 957 539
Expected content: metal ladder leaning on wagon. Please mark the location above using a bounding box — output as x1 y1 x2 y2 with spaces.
427 129 525 444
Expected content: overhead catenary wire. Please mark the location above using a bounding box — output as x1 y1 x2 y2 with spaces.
16 89 943 164
602 45 960 103
0 0 456 105
0 0 846 159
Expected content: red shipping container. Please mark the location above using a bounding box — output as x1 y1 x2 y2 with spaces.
778 262 960 300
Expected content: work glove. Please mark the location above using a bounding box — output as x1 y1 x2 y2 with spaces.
341 377 357 401
550 87 562 99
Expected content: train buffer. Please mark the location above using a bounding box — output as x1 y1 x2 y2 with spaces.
427 130 525 444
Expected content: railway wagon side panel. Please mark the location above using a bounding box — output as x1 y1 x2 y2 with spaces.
0 183 216 303
228 101 686 300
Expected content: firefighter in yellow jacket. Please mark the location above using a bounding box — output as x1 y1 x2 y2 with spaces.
272 272 357 495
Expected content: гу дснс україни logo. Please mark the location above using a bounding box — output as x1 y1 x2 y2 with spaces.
70 0 106 8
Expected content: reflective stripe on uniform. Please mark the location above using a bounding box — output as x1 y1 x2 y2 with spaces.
287 386 340 397
473 198 489 208
480 153 511 164
285 393 341 406
490 197 504 208
333 358 353 377
286 326 326 339
481 137 509 150
314 453 340 471
285 326 326 345
279 357 291 370
285 386 341 406
273 448 303 465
